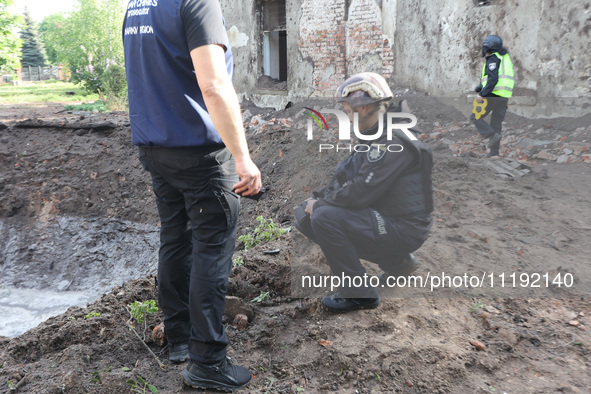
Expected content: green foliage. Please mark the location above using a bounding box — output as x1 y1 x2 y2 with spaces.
90 366 112 384
232 256 245 267
127 376 158 394
99 63 128 111
84 311 101 319
101 63 126 96
469 298 484 315
0 81 97 103
251 291 271 303
39 0 125 93
238 216 290 250
64 100 107 112
19 7 47 67
38 13 66 65
0 0 23 72
90 371 101 384
129 300 158 325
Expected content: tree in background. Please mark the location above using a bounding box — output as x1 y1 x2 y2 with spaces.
19 7 47 67
0 0 22 74
38 13 66 66
40 0 125 93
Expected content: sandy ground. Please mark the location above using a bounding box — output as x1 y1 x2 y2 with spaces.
0 98 590 393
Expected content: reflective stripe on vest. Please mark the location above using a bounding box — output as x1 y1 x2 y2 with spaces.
481 52 514 98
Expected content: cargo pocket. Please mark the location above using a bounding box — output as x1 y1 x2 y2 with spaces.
212 188 240 229
209 177 240 229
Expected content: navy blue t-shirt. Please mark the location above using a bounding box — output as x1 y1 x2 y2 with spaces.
123 0 232 147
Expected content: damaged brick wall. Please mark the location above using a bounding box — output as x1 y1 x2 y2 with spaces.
346 0 394 78
298 0 395 97
222 0 590 116
298 0 347 97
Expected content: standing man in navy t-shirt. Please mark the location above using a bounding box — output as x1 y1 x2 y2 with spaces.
123 0 261 390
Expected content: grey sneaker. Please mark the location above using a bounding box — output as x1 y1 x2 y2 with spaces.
181 357 252 391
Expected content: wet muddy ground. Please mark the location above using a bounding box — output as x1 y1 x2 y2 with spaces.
0 99 590 393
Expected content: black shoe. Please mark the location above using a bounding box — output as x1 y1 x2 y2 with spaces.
379 253 419 286
181 357 252 391
169 342 189 363
487 133 502 148
321 293 380 313
485 152 500 159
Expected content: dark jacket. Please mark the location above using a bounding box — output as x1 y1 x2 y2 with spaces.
312 104 434 241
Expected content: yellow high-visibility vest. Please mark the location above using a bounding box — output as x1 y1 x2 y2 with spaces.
481 52 514 98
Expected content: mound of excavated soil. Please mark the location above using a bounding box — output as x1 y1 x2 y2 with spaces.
0 100 590 393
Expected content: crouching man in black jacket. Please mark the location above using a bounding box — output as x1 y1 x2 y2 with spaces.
295 72 433 313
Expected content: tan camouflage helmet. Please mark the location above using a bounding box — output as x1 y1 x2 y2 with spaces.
336 72 393 108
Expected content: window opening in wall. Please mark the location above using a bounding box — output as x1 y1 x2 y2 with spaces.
261 0 287 85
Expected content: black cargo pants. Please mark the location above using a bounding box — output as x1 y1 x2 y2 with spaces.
138 145 239 363
298 204 422 298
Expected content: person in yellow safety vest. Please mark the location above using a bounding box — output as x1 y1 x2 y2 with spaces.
472 34 515 158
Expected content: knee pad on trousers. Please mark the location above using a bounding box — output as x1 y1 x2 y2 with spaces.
294 200 314 240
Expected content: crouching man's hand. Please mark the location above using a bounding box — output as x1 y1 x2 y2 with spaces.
305 198 317 217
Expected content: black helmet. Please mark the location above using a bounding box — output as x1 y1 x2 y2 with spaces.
482 35 503 57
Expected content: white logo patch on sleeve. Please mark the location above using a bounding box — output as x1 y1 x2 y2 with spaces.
367 144 386 162
488 62 497 71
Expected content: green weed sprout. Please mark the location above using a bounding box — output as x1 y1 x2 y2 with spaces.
127 376 158 393
129 300 158 325
251 291 271 303
238 216 290 250
232 256 245 267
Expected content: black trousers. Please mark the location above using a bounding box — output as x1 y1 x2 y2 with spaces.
138 145 239 363
302 205 424 298
472 96 508 156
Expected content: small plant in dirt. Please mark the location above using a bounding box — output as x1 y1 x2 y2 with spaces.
90 366 112 384
125 300 166 367
265 377 276 391
469 298 484 315
129 300 158 325
127 376 158 393
232 256 245 267
84 312 100 319
238 215 290 250
251 291 271 303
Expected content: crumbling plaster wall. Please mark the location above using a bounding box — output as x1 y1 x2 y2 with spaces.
219 0 259 101
394 0 591 117
221 0 396 109
222 0 590 117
